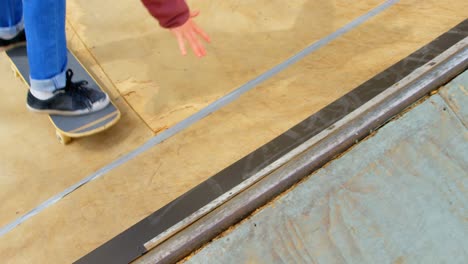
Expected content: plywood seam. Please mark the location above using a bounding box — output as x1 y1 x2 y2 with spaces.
65 18 155 134
438 89 468 130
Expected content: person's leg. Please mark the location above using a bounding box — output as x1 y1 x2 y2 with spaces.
0 0 23 38
23 0 67 94
23 0 110 115
0 0 26 49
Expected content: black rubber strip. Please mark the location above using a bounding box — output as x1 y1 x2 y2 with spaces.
76 19 468 264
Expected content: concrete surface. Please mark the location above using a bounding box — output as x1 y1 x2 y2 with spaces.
185 71 468 264
0 0 467 263
440 70 468 127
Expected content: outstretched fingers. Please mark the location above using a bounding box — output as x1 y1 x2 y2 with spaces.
186 30 206 57
175 32 187 56
169 10 211 57
193 22 210 43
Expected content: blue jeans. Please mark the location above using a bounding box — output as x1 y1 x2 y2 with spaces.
0 0 67 92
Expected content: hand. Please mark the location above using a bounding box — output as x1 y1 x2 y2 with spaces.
170 11 211 57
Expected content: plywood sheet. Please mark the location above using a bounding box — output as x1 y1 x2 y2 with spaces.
0 24 153 229
66 0 383 132
1 0 467 263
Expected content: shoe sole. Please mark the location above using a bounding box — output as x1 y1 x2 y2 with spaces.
0 41 26 53
26 94 111 116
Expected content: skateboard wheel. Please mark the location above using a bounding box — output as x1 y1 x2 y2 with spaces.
56 131 72 145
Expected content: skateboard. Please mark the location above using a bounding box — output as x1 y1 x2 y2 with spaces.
6 45 121 145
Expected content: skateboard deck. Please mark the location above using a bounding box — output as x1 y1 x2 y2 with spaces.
6 45 121 144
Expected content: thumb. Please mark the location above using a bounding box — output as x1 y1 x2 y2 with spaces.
190 10 200 18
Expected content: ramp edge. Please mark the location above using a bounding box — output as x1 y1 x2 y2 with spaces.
136 38 468 264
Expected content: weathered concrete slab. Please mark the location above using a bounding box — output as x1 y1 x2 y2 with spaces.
440 71 468 127
186 77 468 263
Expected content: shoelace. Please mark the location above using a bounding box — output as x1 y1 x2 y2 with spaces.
56 69 93 109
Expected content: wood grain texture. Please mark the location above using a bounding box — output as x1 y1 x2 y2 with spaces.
0 27 153 229
65 0 383 132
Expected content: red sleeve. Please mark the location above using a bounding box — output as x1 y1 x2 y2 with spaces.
141 0 190 28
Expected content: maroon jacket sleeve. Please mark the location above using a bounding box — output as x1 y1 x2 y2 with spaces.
141 0 190 28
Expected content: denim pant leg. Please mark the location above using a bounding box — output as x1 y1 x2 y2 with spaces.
0 0 23 39
24 0 68 92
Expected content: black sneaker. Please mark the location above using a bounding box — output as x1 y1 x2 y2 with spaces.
27 69 110 116
0 30 26 51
